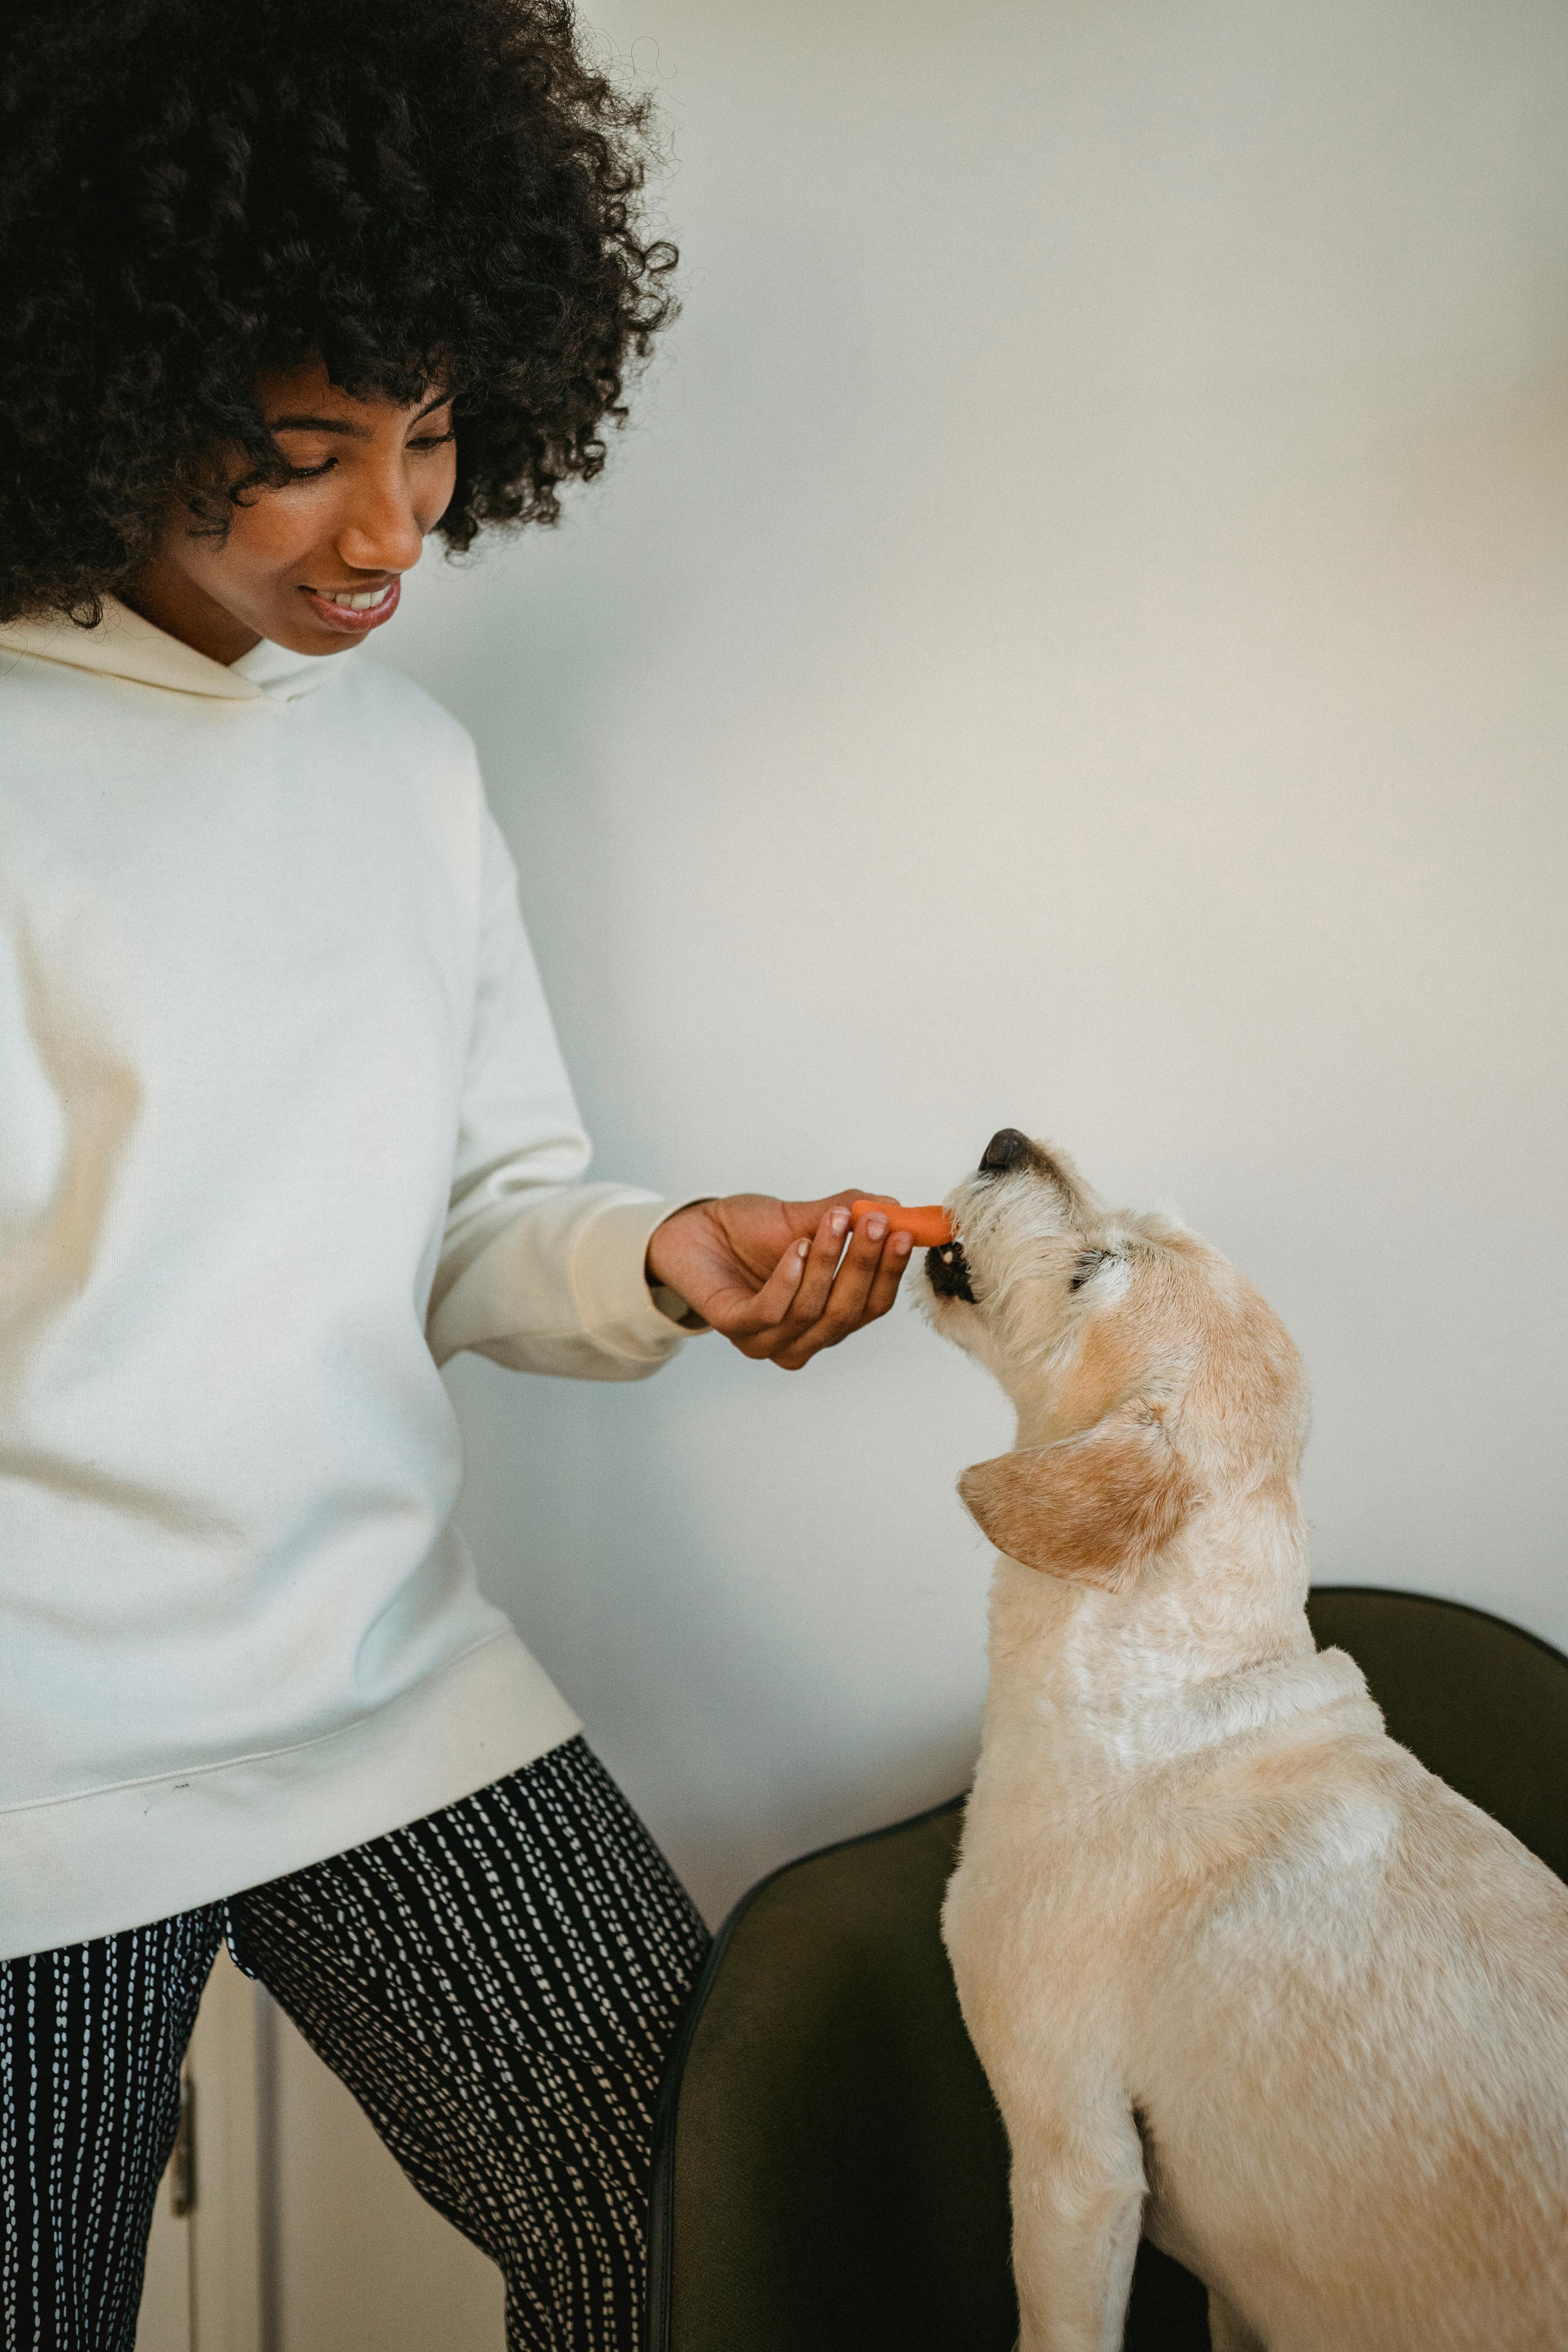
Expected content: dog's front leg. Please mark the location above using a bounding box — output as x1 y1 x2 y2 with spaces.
1007 2101 1146 2352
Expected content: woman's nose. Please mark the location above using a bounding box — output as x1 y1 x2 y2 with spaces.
336 480 425 577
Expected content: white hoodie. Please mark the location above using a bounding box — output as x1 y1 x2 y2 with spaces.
0 599 697 1958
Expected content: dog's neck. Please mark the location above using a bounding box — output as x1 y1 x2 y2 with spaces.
982 1474 1336 1775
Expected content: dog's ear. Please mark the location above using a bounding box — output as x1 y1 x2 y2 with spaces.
957 1405 1197 1587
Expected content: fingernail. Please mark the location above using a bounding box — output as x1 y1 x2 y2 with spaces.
867 1214 888 1241
892 1232 911 1256
795 1239 809 1262
829 1210 849 1238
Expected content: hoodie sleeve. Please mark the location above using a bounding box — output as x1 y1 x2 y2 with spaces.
425 811 706 1379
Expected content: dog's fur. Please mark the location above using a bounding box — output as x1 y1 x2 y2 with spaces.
921 1136 1568 2352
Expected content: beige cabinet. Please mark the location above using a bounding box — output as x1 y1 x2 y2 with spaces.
135 1948 263 2352
135 2169 193 2352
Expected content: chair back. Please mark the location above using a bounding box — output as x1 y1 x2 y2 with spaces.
1304 1586 1568 1881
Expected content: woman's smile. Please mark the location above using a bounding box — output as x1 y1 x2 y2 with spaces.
301 576 403 633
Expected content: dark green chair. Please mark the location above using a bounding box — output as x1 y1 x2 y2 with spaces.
648 1588 1568 2351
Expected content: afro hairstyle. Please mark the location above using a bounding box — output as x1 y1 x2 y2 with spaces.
0 0 677 624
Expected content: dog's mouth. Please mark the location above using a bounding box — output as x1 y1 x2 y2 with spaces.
926 1238 975 1302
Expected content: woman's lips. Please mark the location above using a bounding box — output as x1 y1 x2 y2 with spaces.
300 577 401 633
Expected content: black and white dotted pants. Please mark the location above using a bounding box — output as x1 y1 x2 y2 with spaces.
0 1737 710 2352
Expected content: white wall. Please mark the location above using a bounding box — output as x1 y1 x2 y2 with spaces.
383 0 1568 1928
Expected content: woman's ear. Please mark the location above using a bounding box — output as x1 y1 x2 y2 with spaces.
957 1405 1198 1588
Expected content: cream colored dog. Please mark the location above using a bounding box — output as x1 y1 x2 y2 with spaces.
920 1128 1568 2352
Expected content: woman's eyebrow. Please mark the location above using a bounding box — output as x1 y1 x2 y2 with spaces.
267 414 368 437
266 392 451 437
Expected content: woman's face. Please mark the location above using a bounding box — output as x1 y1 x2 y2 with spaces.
125 355 458 664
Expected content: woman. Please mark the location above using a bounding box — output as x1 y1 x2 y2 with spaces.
0 3 915 2343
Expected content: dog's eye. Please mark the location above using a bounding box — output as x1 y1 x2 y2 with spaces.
1070 1250 1108 1291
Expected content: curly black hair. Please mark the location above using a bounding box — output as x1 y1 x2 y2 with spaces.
0 0 676 624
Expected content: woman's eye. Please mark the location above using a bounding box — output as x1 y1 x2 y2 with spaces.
410 430 456 453
285 459 337 481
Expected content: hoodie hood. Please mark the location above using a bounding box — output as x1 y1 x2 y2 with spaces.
0 595 342 704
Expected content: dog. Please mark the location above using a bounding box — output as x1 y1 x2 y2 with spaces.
920 1128 1568 2352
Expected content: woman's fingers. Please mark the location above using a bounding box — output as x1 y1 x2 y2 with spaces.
789 1203 861 1324
708 1210 846 1346
693 1190 918 1364
725 1206 911 1367
789 1205 882 1334
711 1234 811 1339
808 1207 891 1330
708 1202 918 1362
860 1224 914 1322
722 1205 853 1339
773 1222 912 1367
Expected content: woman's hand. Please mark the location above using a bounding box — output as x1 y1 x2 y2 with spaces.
645 1192 915 1370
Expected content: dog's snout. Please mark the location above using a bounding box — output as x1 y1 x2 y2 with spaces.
980 1127 1031 1173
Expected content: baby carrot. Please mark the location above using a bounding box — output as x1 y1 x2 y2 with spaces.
850 1199 954 1247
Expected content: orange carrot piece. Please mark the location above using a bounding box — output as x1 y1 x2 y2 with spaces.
850 1198 953 1247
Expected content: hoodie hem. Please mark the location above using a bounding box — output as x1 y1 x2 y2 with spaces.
0 1632 581 1960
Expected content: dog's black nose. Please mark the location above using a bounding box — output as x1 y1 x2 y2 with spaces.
980 1127 1030 1173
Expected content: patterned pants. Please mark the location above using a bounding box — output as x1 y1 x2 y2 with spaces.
0 1738 710 2352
